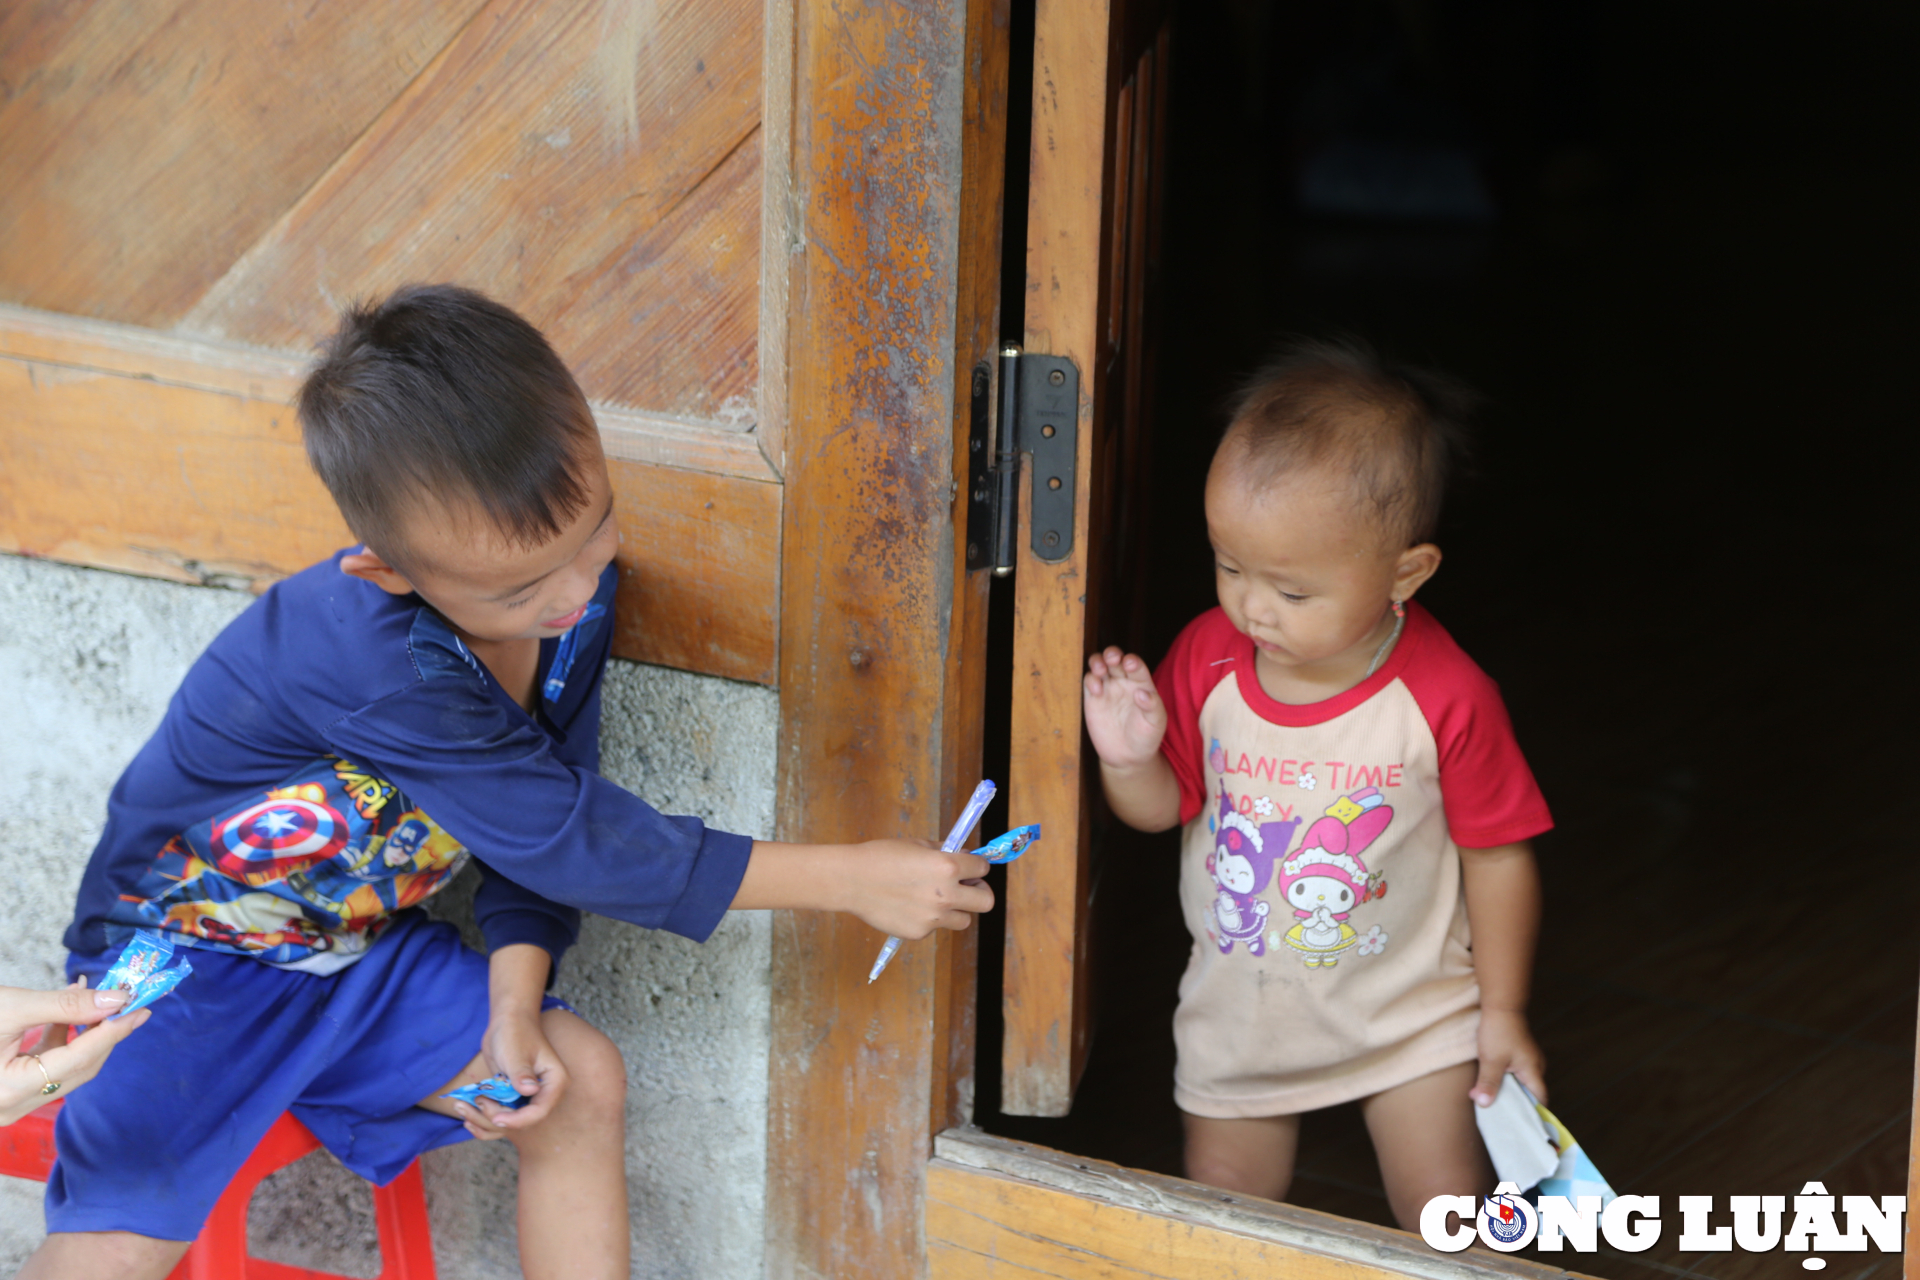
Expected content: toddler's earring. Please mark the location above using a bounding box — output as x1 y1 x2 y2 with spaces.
1391 599 1405 619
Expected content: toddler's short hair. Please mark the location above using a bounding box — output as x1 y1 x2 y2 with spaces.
1224 337 1475 546
298 284 596 566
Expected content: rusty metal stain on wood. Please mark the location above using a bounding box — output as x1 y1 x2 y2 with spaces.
766 0 1008 1272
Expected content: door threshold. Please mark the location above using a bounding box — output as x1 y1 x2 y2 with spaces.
930 1127 1598 1280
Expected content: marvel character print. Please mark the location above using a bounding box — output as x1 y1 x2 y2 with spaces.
1277 787 1392 968
120 756 472 967
1206 790 1300 956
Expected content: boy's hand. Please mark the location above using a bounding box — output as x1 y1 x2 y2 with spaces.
1472 1008 1547 1107
733 839 995 937
1083 647 1167 769
463 1007 569 1138
840 840 994 939
439 942 566 1139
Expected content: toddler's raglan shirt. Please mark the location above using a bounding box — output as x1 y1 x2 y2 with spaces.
1154 604 1551 1116
65 552 752 973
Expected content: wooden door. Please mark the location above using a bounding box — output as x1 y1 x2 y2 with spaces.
1001 0 1171 1117
0 0 781 684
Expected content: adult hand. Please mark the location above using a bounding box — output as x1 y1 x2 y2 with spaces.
0 981 148 1125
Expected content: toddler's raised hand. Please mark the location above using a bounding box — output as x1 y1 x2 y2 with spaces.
1084 646 1167 769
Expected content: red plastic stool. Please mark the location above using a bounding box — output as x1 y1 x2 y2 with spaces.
0 1099 437 1279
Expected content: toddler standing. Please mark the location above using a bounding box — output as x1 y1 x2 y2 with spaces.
1083 338 1552 1228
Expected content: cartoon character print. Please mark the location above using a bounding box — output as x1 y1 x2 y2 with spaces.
121 758 470 966
1205 790 1300 956
1276 786 1392 968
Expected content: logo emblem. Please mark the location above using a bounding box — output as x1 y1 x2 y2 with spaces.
1478 1184 1539 1251
212 797 350 886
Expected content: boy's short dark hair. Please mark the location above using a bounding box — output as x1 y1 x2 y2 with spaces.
1224 336 1476 546
298 284 596 566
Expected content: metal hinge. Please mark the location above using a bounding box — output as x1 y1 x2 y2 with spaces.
965 345 1080 574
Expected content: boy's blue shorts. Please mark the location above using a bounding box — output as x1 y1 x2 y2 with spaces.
47 910 560 1241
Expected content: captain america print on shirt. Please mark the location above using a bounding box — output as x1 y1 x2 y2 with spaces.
115 755 471 969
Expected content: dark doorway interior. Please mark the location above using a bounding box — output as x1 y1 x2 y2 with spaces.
979 3 1920 1277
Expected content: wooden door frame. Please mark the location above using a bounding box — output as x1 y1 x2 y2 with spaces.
763 0 1011 1273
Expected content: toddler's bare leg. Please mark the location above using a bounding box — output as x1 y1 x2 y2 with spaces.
417 1008 629 1280
1360 1060 1491 1230
15 1231 188 1280
1181 1110 1301 1202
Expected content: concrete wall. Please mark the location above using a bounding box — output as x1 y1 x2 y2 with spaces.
0 554 776 1279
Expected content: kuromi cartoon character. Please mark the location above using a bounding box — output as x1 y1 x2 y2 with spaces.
1206 790 1300 956
1277 787 1392 968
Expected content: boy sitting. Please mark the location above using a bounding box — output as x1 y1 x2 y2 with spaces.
19 285 992 1280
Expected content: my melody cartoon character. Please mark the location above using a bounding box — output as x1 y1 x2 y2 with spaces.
1277 787 1393 968
1206 790 1300 956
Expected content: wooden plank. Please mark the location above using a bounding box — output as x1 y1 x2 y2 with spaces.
0 0 486 327
0 303 775 484
1003 0 1172 1118
0 308 781 684
753 0 796 478
1001 0 1117 1119
763 0 1007 1270
180 0 766 427
1908 988 1919 1267
928 1130 1599 1280
933 0 1016 1139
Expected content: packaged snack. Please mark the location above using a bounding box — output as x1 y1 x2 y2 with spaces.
441 1075 529 1109
982 824 1041 864
100 930 194 1019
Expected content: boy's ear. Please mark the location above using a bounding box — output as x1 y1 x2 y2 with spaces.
1391 543 1443 604
339 547 418 596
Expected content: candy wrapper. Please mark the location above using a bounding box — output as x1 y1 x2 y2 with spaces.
1474 1073 1617 1204
981 824 1041 864
99 930 194 1019
441 1075 529 1109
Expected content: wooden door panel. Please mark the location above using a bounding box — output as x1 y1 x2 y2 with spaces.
0 303 781 683
181 0 764 423
0 0 485 328
0 0 783 684
1003 0 1170 1117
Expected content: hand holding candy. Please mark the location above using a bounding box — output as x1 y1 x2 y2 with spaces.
99 931 193 1019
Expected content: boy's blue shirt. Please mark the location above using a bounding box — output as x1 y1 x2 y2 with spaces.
65 551 753 971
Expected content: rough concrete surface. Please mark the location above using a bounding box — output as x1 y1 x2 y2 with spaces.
0 555 776 1278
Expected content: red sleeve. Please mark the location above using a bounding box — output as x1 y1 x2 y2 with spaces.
1154 609 1240 827
1400 617 1554 848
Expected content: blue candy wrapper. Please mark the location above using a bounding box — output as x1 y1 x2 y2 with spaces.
981 824 1040 864
441 1075 529 1109
100 930 193 1019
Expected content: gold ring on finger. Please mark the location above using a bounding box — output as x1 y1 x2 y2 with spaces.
28 1054 61 1097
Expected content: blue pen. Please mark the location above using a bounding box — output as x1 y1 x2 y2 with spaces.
868 780 997 983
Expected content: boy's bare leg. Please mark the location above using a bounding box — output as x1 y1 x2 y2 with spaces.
419 1008 629 1280
1360 1060 1492 1231
15 1231 187 1280
1181 1110 1302 1202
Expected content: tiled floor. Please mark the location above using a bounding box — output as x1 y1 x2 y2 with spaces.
981 3 1919 1276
